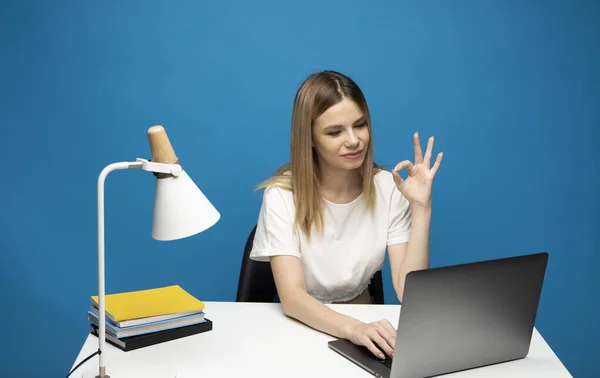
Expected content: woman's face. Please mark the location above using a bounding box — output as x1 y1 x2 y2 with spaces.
312 97 370 173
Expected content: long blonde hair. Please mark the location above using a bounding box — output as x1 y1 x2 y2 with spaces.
257 70 383 240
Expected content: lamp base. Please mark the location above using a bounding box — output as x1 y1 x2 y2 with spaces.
94 366 109 378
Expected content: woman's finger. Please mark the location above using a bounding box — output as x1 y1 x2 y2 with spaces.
392 160 413 189
375 324 396 353
369 329 394 357
413 132 423 164
392 160 414 176
362 338 386 359
431 152 443 176
379 320 397 347
423 136 434 166
392 170 403 189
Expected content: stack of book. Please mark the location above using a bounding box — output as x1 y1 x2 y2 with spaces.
88 285 212 352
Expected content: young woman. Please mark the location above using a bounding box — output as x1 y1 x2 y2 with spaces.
249 70 443 360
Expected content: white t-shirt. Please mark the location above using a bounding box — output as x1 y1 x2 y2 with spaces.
249 170 412 303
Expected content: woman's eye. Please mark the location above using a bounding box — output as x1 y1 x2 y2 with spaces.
328 131 342 136
355 122 367 129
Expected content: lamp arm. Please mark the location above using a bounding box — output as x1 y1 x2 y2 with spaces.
95 158 182 378
96 161 141 378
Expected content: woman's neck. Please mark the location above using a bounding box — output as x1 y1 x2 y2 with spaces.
318 165 363 204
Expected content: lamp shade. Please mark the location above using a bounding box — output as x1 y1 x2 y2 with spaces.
152 169 220 241
146 125 220 241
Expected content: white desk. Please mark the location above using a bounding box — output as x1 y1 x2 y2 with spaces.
71 302 572 378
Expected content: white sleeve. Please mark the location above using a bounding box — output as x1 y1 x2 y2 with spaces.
387 187 412 246
249 187 301 262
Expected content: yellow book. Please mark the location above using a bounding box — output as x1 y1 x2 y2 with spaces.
91 285 205 322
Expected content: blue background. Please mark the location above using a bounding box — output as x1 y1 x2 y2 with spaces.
1 0 598 376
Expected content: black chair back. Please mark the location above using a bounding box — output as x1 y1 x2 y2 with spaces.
236 226 277 302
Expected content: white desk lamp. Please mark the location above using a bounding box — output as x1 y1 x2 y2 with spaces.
91 125 220 378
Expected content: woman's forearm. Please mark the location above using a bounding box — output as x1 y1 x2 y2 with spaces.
396 206 432 301
280 288 362 339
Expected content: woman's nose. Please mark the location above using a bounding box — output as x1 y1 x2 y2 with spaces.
346 130 359 146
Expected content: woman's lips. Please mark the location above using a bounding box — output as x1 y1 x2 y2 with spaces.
342 150 364 159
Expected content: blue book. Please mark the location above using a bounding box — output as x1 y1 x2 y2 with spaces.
87 310 206 338
90 304 204 328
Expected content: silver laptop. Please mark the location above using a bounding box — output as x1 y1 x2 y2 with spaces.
328 252 548 378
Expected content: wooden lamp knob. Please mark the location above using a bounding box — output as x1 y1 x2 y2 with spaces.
147 125 178 164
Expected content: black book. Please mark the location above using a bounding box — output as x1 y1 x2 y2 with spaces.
90 319 213 352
